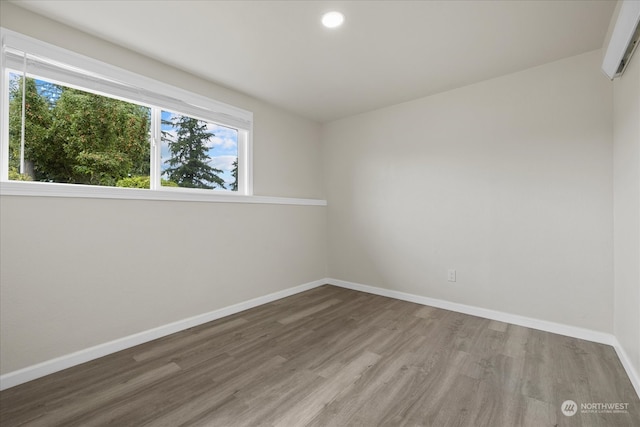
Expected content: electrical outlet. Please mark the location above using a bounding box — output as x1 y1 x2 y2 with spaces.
447 269 456 282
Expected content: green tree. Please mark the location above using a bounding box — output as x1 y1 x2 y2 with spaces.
116 175 178 188
8 76 52 179
231 158 238 191
42 87 150 186
9 78 151 186
163 115 225 189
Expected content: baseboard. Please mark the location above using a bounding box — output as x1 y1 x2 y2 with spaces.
0 279 326 391
612 338 640 398
326 278 616 346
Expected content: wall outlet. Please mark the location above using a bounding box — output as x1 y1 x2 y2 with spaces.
447 269 456 282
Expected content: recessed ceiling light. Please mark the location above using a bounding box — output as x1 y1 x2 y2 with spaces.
322 11 344 29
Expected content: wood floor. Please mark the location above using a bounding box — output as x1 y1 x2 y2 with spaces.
1 285 639 427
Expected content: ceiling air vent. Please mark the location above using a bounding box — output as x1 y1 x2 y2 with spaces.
602 0 640 79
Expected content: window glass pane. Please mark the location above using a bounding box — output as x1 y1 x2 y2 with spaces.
160 110 238 191
8 73 151 187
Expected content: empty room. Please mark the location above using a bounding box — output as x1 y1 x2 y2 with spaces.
0 0 639 426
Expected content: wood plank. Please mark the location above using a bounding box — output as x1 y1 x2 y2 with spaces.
277 298 342 325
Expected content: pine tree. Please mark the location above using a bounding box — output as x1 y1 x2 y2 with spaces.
163 115 226 189
231 158 238 191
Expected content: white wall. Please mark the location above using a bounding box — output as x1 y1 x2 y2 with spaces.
0 198 326 373
323 50 614 332
613 42 640 384
0 4 326 374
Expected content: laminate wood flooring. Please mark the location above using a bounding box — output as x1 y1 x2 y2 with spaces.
1 285 639 426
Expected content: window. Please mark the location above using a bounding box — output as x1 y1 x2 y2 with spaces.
160 111 238 190
8 73 153 187
1 28 252 196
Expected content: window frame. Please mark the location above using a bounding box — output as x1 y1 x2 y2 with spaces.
0 27 254 197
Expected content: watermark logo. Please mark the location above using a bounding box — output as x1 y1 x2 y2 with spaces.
561 400 578 417
561 400 630 416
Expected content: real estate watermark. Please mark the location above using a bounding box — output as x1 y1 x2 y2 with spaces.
561 400 630 416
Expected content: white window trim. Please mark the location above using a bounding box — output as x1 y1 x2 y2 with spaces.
0 181 326 206
0 27 264 200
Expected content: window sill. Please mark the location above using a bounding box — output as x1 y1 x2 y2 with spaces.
0 181 327 206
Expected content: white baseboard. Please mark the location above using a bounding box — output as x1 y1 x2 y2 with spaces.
0 279 326 391
326 278 616 345
326 278 640 399
612 337 640 398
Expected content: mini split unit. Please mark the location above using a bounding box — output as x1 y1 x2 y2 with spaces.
602 0 640 79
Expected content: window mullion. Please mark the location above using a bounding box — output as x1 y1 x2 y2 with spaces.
150 107 161 190
239 129 253 195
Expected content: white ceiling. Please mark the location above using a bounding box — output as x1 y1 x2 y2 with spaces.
11 0 616 123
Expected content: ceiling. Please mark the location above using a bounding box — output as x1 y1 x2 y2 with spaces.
11 0 616 123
